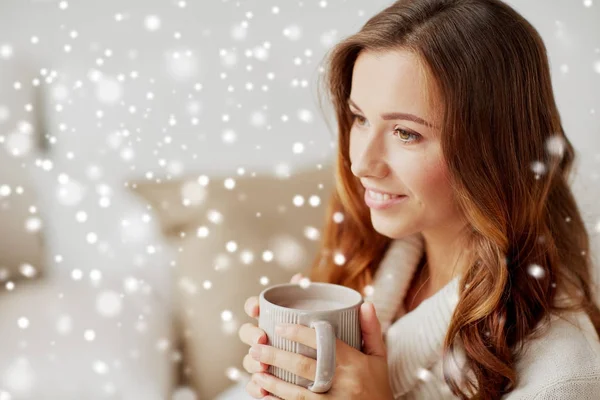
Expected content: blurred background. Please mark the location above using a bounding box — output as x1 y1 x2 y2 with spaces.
0 0 598 399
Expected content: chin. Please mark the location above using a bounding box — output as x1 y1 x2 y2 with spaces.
370 213 417 239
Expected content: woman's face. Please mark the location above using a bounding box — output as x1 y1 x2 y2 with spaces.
349 49 464 239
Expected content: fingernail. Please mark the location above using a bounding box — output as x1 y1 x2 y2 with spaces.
249 345 261 361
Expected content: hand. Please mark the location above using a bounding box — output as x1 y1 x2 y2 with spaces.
238 273 306 399
249 301 393 400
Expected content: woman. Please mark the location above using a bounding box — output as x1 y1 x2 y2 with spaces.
231 0 600 398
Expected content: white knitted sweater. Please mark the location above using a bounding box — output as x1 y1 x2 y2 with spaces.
367 233 600 399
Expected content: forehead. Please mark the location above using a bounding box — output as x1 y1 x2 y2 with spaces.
350 50 439 120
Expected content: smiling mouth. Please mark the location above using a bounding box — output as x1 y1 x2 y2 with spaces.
366 189 404 201
364 190 408 210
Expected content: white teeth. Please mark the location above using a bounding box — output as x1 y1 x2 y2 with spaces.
367 190 401 201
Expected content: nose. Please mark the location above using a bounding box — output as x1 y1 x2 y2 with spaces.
350 133 388 179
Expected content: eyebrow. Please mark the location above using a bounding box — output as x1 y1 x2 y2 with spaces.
347 98 436 129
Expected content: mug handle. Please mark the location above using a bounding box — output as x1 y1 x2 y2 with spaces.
307 320 336 393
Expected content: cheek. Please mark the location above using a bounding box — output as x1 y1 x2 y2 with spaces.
348 129 361 163
408 158 454 205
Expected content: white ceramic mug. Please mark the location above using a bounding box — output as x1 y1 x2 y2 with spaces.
258 282 363 394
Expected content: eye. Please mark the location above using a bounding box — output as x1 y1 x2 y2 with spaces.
351 113 368 127
393 128 421 144
351 112 421 144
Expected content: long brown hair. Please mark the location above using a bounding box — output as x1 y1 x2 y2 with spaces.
306 0 600 398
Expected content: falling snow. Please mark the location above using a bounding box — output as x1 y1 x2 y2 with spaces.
0 1 597 399
527 263 546 279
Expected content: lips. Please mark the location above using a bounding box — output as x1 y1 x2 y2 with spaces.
362 185 405 197
366 189 403 201
364 190 408 210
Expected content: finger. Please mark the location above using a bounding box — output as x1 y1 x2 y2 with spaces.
250 344 317 382
360 301 386 357
290 273 304 284
274 323 317 349
245 376 269 399
238 323 267 346
254 372 316 400
243 353 269 374
275 323 351 364
244 296 260 319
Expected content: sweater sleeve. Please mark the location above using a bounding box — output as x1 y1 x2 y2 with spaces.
502 376 600 400
531 378 600 400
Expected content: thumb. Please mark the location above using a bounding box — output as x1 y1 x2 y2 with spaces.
359 301 387 357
